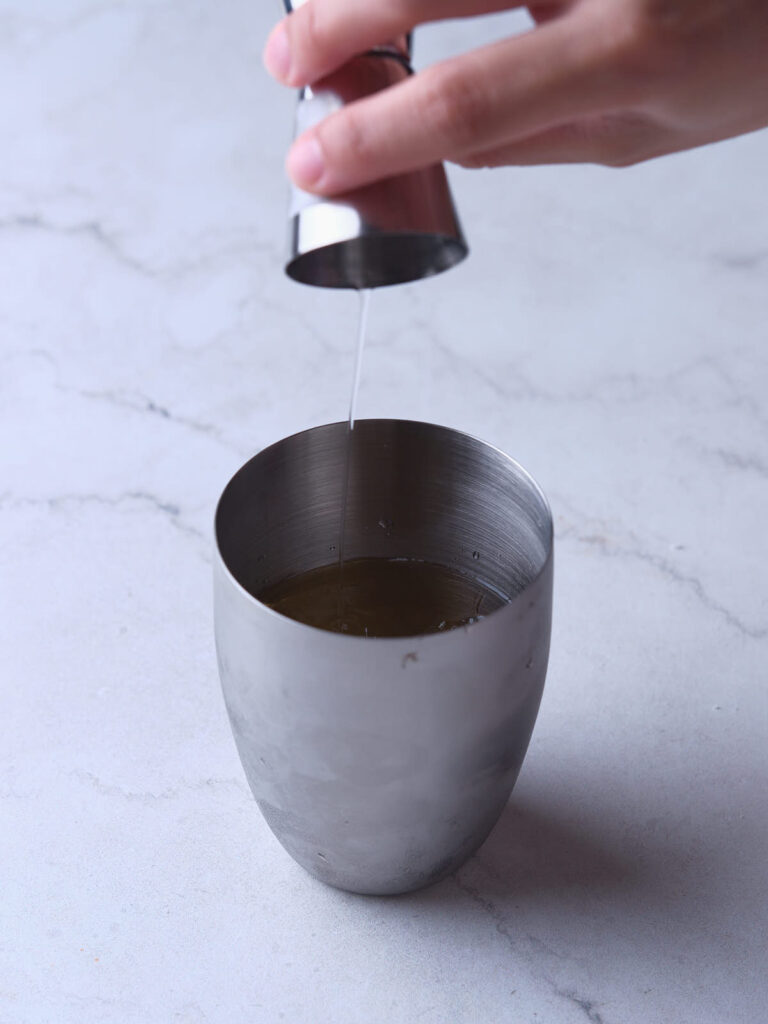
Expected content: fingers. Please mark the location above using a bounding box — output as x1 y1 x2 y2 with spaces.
286 15 630 194
264 0 525 88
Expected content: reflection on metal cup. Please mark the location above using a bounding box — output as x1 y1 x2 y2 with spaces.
214 420 553 894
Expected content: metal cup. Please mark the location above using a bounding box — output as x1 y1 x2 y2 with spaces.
214 420 553 895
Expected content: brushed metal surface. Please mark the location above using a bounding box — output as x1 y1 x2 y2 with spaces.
214 420 553 894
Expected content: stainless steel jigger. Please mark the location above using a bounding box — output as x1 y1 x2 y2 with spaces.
283 0 468 288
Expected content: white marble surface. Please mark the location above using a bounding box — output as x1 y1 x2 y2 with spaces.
2 2 767 1022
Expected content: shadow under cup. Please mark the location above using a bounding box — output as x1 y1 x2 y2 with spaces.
214 420 553 895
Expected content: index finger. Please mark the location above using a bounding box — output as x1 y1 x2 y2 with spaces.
264 0 525 88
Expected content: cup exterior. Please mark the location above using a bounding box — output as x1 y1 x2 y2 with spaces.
214 421 553 895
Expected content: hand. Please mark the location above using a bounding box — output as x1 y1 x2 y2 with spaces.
263 0 768 194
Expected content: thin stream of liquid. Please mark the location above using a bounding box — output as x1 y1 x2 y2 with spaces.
348 289 370 431
337 290 372 625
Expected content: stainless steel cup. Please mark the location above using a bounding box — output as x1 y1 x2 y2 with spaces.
214 420 553 895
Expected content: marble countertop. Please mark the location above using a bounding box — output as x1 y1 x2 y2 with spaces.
2 3 767 1022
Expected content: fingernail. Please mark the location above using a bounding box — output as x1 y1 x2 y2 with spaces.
264 23 291 82
287 135 325 189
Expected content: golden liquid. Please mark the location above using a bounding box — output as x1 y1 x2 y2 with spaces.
258 557 510 638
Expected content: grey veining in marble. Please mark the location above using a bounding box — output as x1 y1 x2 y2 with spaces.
1 2 766 1023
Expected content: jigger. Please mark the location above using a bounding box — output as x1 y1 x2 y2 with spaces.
282 0 468 288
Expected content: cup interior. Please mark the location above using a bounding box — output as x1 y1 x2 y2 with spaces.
216 420 552 613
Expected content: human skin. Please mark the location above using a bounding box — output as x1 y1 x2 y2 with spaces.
263 0 768 194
